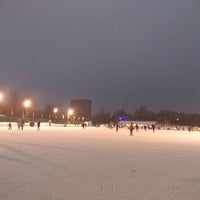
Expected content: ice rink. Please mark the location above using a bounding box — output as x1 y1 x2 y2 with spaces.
0 125 200 200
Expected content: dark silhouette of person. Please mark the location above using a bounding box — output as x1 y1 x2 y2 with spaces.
17 119 21 130
21 119 24 130
37 120 41 130
152 124 155 132
136 124 139 132
129 123 134 136
82 122 85 129
8 122 12 130
116 123 119 132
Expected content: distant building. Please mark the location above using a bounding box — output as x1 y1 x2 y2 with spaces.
70 99 92 121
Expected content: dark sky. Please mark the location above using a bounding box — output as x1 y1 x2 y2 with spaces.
0 0 200 113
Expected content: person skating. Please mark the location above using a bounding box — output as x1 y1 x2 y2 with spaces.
21 119 24 130
129 123 134 136
37 120 41 130
8 122 12 130
152 124 155 132
116 123 119 132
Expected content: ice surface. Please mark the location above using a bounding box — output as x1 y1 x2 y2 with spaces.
0 125 200 200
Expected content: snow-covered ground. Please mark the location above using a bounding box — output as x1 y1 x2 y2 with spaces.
0 125 200 200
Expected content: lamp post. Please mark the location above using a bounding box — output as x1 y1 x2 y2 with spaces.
23 99 31 119
0 93 3 101
53 107 58 119
67 109 74 122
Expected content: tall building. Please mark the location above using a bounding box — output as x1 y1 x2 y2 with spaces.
70 99 92 120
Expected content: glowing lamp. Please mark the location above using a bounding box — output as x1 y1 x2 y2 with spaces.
24 99 31 108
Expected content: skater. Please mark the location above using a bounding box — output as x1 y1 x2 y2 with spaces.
129 123 134 136
136 124 139 132
21 119 25 130
82 122 85 129
116 123 119 132
37 120 41 130
17 119 21 130
152 124 155 132
8 122 12 130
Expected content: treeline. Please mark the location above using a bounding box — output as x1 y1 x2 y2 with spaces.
92 106 200 127
1 90 200 126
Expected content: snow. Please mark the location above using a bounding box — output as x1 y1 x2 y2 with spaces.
0 125 200 199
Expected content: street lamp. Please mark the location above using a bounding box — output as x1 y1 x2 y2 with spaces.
23 99 31 118
0 92 3 101
67 109 74 120
24 99 31 108
54 107 58 113
54 107 58 119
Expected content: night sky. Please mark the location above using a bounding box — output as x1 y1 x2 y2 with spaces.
0 0 200 113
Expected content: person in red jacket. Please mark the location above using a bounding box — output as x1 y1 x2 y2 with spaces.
129 123 134 136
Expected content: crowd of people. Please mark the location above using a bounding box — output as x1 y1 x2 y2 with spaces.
8 119 41 130
128 123 156 136
7 120 158 134
112 122 156 135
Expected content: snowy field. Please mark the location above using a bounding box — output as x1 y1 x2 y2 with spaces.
0 125 200 200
